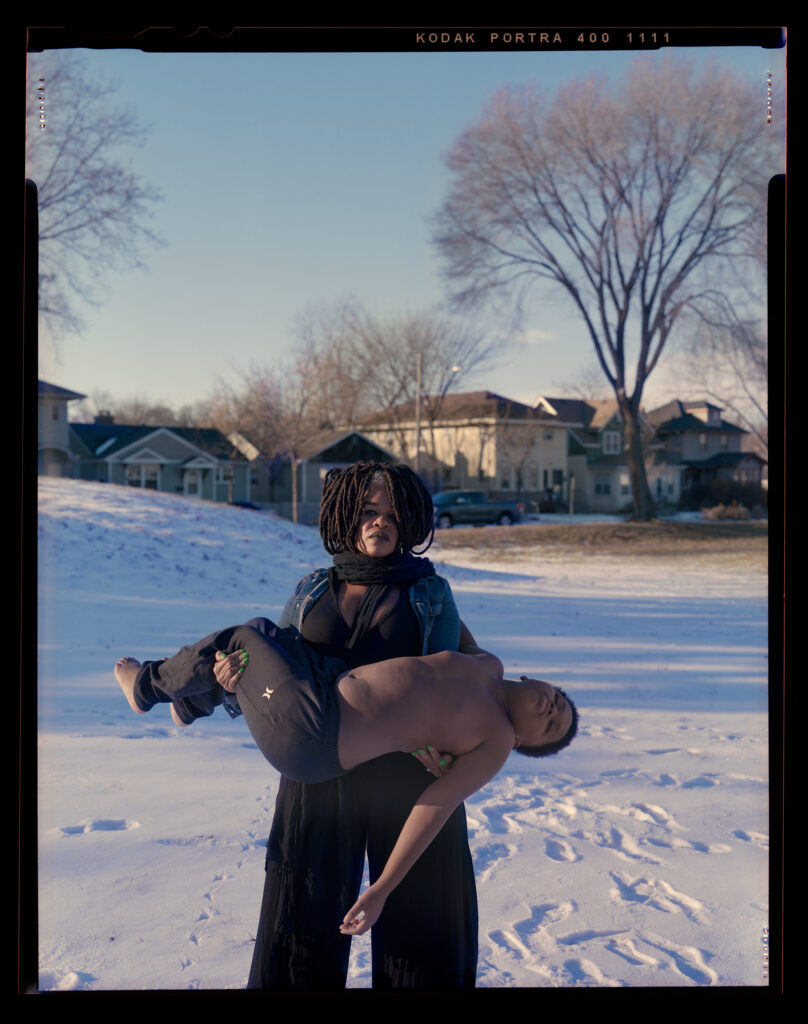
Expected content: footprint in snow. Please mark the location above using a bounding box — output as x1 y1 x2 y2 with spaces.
638 932 719 985
52 818 140 836
512 900 576 936
474 841 516 882
732 829 769 848
38 968 97 991
563 957 623 987
544 836 580 862
609 871 709 924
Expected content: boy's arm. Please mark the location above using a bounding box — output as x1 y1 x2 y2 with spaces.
458 621 502 669
459 619 482 654
340 729 513 935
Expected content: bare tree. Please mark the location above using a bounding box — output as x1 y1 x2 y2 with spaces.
70 389 196 426
26 51 163 342
206 357 336 523
433 57 774 519
345 305 500 482
292 300 377 429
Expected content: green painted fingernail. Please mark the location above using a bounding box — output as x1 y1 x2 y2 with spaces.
440 758 447 766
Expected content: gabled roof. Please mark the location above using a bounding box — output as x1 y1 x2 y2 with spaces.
586 398 621 430
535 395 620 430
295 428 396 462
70 423 247 461
533 396 591 422
359 390 556 427
646 399 746 435
38 379 85 401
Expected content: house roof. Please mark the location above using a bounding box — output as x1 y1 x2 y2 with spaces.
70 423 247 461
39 379 86 401
536 395 620 430
645 399 746 434
359 390 556 427
295 429 397 463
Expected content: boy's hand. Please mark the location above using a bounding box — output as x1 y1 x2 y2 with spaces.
213 649 248 692
340 885 387 936
411 745 454 777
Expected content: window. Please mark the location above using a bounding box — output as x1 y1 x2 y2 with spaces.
698 433 707 452
527 463 539 490
602 431 621 454
720 434 728 451
127 464 159 489
620 472 631 496
184 469 200 496
500 465 512 490
594 473 611 496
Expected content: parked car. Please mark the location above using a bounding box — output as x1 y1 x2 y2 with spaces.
432 490 524 528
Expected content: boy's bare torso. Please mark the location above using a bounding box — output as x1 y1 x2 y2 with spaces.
336 649 513 771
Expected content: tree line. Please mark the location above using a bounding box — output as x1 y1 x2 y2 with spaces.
31 52 774 520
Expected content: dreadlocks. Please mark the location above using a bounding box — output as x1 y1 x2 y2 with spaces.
319 462 435 556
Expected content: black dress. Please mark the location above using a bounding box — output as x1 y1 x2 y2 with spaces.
246 582 478 989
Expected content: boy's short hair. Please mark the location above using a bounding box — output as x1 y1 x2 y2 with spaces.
516 688 579 759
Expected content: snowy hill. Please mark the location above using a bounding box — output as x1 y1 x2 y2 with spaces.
35 479 769 989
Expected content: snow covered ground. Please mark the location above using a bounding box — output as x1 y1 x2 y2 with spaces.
34 479 770 990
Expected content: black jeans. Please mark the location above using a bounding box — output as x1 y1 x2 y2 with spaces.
248 754 478 990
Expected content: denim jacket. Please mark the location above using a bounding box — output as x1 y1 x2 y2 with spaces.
221 570 461 719
278 568 461 655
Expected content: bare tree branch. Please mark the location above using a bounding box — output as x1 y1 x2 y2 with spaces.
433 57 775 518
26 51 164 342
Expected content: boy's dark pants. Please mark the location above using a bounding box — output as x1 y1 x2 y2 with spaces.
132 616 291 720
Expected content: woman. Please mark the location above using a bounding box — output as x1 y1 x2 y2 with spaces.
235 462 479 990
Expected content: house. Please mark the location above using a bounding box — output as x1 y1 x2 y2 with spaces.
561 394 766 512
257 429 397 524
644 399 766 506
68 417 253 504
548 396 636 513
356 391 569 507
38 380 86 477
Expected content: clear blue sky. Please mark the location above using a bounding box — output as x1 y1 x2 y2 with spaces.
32 33 785 414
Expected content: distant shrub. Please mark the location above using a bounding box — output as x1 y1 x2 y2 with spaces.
701 501 751 521
684 480 766 512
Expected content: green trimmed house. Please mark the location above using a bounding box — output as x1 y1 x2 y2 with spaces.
549 397 635 513
68 419 253 503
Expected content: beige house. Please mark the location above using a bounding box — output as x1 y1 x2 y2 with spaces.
357 391 570 507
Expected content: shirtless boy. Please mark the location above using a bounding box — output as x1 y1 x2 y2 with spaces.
115 621 577 936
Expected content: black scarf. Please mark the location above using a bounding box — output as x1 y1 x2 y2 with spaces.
329 551 435 650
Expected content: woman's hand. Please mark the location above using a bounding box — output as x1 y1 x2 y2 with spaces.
213 649 248 692
340 885 388 936
411 745 455 777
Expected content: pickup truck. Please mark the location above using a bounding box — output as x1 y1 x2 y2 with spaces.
432 490 524 528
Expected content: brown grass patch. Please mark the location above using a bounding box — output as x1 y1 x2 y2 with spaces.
431 519 768 558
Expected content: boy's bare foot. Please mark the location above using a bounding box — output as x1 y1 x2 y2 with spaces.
170 704 191 728
115 657 146 714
